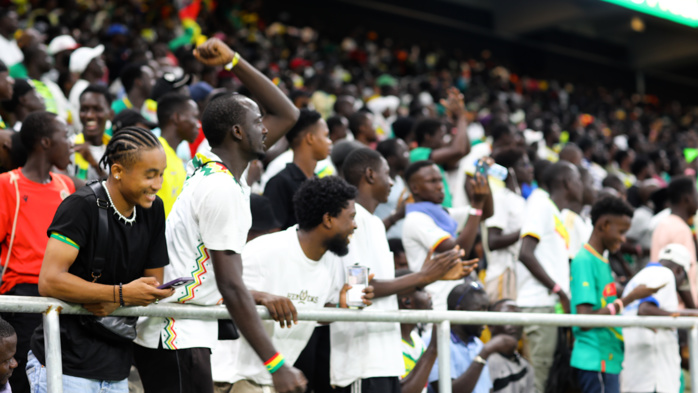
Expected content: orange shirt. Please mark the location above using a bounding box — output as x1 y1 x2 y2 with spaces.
0 169 75 293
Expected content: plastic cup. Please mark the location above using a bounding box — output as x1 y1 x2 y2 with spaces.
345 265 369 307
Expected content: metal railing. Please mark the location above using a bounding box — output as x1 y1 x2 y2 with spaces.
2 295 698 393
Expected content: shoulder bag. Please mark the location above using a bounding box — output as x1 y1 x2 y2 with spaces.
78 181 138 343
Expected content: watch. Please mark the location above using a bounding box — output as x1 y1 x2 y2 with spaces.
473 355 487 365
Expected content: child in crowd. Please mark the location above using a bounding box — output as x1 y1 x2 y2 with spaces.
570 196 661 393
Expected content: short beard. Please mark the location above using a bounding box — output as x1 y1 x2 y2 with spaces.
325 233 350 257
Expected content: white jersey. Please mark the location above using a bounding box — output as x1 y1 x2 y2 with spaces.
136 149 251 350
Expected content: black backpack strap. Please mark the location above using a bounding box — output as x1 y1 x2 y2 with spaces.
87 181 110 282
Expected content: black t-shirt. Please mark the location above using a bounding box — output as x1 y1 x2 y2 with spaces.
30 185 168 381
263 163 309 230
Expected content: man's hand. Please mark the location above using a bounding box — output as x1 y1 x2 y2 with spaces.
254 292 297 328
440 87 466 119
121 277 174 306
626 283 665 304
466 172 490 208
420 248 462 283
271 365 308 393
481 334 518 358
193 38 235 67
83 302 120 317
440 258 479 281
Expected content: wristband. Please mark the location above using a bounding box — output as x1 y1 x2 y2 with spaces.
607 304 616 315
551 284 561 294
613 299 624 314
224 52 241 71
119 283 125 307
469 208 483 217
473 355 487 365
264 352 285 374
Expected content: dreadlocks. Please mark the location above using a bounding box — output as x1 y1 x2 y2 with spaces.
99 126 161 170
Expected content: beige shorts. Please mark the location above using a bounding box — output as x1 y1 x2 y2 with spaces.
230 380 277 393
484 266 517 304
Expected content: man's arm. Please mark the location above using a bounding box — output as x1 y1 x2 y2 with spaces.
435 173 490 255
487 227 521 251
39 238 173 306
430 87 470 167
432 335 517 393
193 38 299 148
211 250 307 393
519 236 570 313
370 249 477 298
638 302 698 317
401 329 438 393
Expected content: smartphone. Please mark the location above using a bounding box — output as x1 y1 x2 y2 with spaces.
475 159 489 177
158 277 195 289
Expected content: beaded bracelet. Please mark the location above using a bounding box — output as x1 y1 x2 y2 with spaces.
264 352 285 374
613 299 624 314
607 303 616 315
119 283 125 307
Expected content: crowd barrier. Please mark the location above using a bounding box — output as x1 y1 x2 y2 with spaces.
1 295 698 393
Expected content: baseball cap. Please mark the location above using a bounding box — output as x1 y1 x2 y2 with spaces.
151 72 191 101
658 244 691 275
250 194 281 232
48 35 79 55
189 81 213 103
112 109 158 133
69 44 104 74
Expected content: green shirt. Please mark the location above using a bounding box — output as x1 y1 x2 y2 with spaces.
570 244 623 374
409 147 452 208
8 62 27 79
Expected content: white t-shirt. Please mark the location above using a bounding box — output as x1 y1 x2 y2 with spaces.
330 204 405 387
486 187 525 280
402 206 470 310
0 35 23 67
621 264 680 393
225 227 344 386
516 189 570 307
561 209 592 260
136 149 252 350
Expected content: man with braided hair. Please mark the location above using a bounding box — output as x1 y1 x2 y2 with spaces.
134 38 303 393
29 126 174 393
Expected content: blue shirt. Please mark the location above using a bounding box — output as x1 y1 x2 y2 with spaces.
425 331 492 393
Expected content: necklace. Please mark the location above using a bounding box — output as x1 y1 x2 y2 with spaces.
101 181 136 225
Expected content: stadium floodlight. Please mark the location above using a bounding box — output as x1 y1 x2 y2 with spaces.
601 0 698 28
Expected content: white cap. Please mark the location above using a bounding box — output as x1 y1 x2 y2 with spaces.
48 35 79 55
658 243 692 274
69 44 104 74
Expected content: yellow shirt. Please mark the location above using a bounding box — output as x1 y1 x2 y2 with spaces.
158 137 187 217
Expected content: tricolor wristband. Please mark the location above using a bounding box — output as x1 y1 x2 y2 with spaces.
264 352 285 374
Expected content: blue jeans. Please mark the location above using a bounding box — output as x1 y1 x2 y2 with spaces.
26 351 128 393
575 368 620 393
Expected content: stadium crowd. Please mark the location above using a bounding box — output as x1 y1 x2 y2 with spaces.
0 1 697 393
